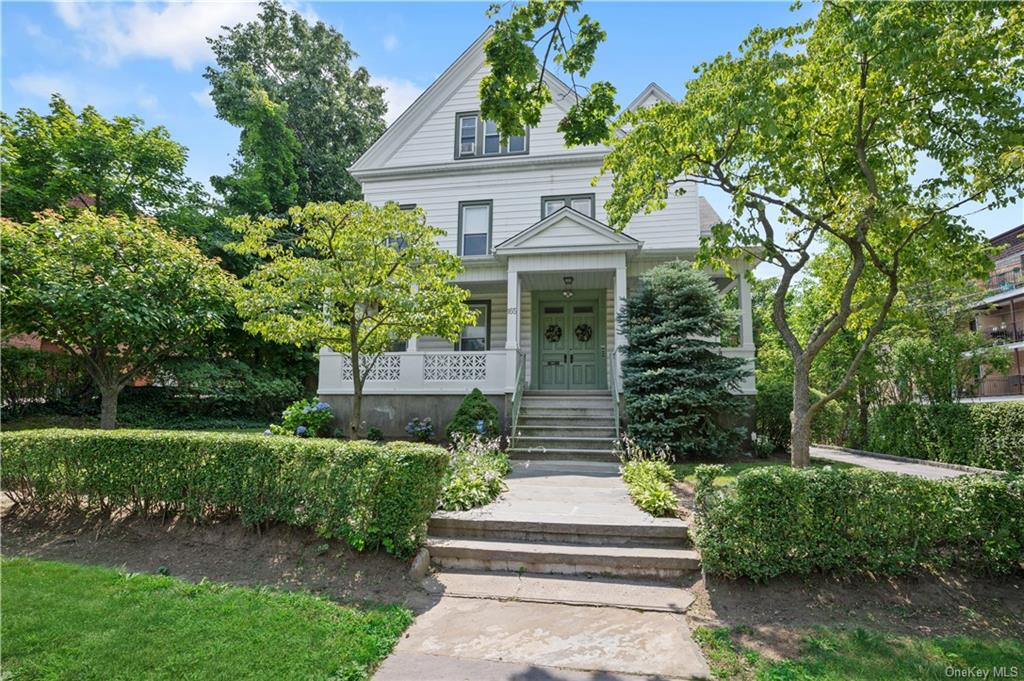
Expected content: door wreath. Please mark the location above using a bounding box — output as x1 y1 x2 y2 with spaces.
544 324 563 343
574 323 593 343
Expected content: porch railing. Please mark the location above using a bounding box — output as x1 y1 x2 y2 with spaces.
607 343 621 440
318 350 512 395
508 350 526 440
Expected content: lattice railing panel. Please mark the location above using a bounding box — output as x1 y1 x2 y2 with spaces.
340 354 402 381
423 353 488 382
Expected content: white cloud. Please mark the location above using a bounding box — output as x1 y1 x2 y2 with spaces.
191 89 216 110
137 93 160 113
373 77 423 126
9 73 76 101
382 33 399 52
51 1 266 70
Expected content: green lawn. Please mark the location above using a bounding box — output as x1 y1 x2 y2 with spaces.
695 626 1024 680
673 458 858 487
1 557 412 681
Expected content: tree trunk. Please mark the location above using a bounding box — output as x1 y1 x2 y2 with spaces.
348 326 363 438
99 384 120 430
857 383 870 448
790 362 812 468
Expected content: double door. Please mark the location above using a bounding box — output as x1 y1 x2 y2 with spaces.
537 296 603 390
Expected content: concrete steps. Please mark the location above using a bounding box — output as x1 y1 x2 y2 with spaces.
429 515 689 548
512 390 619 463
427 537 701 579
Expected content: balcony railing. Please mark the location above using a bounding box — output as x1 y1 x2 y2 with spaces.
984 269 1024 294
984 325 1024 345
318 350 514 395
974 375 1024 398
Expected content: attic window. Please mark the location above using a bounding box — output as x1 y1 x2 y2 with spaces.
456 112 527 159
542 194 596 218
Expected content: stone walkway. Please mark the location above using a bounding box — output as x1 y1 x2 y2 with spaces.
377 461 711 680
811 446 978 480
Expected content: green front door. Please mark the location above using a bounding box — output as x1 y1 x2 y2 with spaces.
535 294 604 390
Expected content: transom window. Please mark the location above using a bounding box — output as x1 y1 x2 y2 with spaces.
456 112 527 159
459 200 492 256
542 194 596 219
458 301 490 351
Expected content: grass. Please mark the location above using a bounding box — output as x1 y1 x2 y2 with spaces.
1 557 413 681
673 458 858 487
694 626 1024 681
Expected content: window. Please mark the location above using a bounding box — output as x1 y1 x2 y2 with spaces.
386 203 417 250
458 114 478 156
458 301 490 351
459 200 492 256
541 194 596 218
456 112 527 158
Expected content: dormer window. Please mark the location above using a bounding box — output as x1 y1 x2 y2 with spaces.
456 112 527 159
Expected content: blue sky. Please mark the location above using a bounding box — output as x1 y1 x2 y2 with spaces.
3 1 1021 239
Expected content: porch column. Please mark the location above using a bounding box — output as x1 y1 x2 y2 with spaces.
738 269 754 348
505 265 520 391
613 260 628 387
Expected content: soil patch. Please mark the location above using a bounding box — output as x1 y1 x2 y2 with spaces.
1 495 430 609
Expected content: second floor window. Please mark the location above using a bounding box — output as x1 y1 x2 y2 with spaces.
459 200 492 256
542 194 596 219
456 112 527 159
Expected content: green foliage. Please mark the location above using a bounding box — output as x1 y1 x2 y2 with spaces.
0 95 197 221
205 0 386 210
0 429 449 556
366 427 384 442
152 357 303 418
229 201 474 436
619 261 750 457
2 558 412 681
692 466 1024 580
445 388 499 441
269 399 334 438
620 459 677 517
438 436 511 511
0 347 91 417
869 402 1024 472
755 376 845 452
481 1 616 144
1 211 237 428
405 417 434 443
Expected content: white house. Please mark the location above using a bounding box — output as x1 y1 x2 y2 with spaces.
318 30 755 441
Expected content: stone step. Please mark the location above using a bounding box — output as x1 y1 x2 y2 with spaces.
517 414 616 425
522 390 613 398
512 436 618 451
520 407 616 418
429 515 688 548
508 447 619 462
426 537 701 579
423 570 697 612
514 425 618 439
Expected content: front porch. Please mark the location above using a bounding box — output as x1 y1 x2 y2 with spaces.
317 208 756 435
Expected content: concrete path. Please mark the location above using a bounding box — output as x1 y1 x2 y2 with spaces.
377 461 710 680
431 460 685 531
811 446 974 480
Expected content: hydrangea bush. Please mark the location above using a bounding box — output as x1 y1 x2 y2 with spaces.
268 399 334 437
438 434 511 511
405 417 434 442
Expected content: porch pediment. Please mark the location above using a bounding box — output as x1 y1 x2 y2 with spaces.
493 207 641 256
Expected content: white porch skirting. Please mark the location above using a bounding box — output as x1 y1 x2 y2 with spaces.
318 349 516 395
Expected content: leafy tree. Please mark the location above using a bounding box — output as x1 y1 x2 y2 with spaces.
1 95 196 221
1 211 236 428
619 261 750 458
205 0 387 212
482 0 1024 466
228 201 475 436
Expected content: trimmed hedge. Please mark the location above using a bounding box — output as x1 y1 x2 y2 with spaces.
0 429 449 557
868 402 1024 472
693 465 1024 580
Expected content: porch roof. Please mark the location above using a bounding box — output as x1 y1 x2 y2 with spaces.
493 206 641 257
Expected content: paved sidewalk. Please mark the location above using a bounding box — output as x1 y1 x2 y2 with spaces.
811 446 974 480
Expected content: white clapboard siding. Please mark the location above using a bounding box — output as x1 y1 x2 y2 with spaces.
362 166 700 253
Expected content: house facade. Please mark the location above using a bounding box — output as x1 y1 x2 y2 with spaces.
968 224 1024 400
317 31 756 436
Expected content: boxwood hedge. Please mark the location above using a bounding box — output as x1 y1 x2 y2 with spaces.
0 429 449 557
868 402 1023 472
693 465 1023 580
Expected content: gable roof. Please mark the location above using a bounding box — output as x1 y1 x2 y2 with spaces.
351 28 580 174
494 206 641 255
625 82 675 112
698 196 723 237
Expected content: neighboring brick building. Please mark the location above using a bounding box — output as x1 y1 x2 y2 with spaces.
970 224 1024 399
